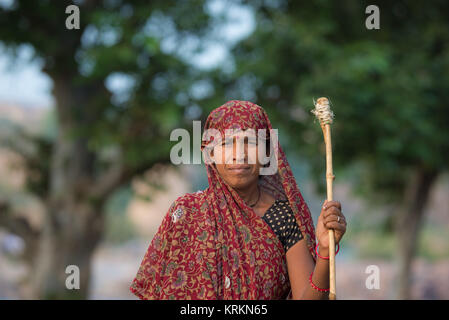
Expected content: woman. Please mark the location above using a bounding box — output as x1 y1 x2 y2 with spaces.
130 100 347 299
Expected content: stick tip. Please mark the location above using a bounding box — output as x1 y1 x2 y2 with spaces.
312 96 334 125
316 97 329 105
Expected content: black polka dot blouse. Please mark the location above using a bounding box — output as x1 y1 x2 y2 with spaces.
262 199 304 252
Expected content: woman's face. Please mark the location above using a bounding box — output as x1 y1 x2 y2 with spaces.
212 130 264 191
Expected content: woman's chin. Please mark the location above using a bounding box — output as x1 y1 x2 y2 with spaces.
228 176 257 189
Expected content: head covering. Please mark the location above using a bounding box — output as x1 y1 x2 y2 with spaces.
130 100 316 300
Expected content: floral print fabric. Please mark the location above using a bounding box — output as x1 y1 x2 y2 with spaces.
130 100 316 300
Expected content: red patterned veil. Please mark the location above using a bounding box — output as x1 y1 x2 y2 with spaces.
130 100 316 299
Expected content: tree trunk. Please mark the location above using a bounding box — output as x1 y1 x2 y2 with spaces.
11 71 156 299
394 166 438 299
27 75 106 299
30 202 104 299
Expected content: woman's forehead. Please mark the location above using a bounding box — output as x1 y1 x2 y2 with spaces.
225 129 258 139
206 100 269 132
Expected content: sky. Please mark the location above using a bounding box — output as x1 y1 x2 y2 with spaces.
0 0 254 108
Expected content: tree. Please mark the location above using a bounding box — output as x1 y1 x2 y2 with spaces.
221 0 449 298
0 0 221 299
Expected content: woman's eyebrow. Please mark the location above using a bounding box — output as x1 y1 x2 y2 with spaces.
226 136 258 142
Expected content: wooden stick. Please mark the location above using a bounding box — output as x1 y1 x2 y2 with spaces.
323 123 336 300
312 97 337 300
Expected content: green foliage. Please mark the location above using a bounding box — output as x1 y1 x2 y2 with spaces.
353 231 397 260
217 0 449 209
0 0 223 181
417 225 449 261
349 224 449 261
1 0 448 242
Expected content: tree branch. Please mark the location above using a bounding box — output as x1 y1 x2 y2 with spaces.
0 120 51 198
0 199 41 264
0 120 36 158
90 156 171 200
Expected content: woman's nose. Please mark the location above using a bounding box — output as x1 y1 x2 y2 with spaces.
232 140 248 163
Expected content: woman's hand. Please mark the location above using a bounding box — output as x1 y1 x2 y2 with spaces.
316 200 346 254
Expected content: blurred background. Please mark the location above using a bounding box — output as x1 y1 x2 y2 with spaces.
0 0 448 300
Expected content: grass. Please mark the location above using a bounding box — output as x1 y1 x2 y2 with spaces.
346 223 449 261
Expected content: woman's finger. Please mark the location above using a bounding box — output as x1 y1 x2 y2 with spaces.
322 200 341 211
324 221 346 232
323 206 341 218
323 214 346 225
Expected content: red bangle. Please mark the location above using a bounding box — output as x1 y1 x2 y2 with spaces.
315 243 340 260
309 272 330 292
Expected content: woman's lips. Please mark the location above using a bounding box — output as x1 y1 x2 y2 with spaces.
227 165 251 174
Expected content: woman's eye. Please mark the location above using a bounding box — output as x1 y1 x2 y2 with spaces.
223 139 234 146
248 139 257 145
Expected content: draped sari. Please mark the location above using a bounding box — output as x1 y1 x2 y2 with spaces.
130 100 316 299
